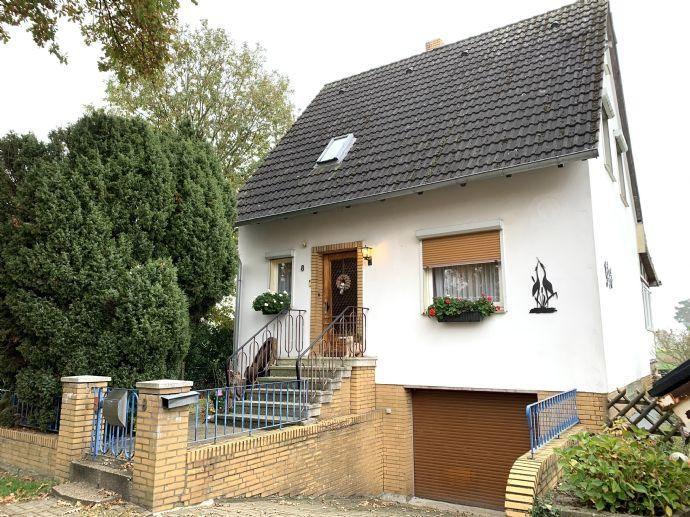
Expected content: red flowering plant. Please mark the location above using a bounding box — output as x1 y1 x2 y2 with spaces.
425 295 498 321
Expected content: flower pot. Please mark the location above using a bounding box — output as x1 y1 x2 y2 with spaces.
438 311 485 322
261 309 281 315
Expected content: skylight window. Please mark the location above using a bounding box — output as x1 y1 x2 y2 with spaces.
316 133 356 164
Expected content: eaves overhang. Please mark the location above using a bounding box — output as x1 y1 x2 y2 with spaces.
236 147 598 227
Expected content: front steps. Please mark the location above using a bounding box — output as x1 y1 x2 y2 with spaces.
238 357 375 425
52 458 132 505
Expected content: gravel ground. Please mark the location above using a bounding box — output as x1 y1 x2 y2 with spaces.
0 496 487 516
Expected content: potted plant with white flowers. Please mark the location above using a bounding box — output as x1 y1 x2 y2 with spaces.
252 291 291 315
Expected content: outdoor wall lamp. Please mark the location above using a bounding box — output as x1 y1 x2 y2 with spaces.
361 245 373 266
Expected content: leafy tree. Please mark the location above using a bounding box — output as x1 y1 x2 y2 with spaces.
0 0 183 80
0 112 236 427
106 20 294 188
674 299 690 328
655 329 690 368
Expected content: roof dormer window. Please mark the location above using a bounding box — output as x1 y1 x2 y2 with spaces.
316 133 356 164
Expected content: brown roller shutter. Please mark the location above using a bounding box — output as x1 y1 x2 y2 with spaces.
422 230 501 268
412 389 536 510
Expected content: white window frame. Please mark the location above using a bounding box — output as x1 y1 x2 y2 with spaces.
601 105 615 181
416 220 507 312
614 129 630 207
265 250 294 299
316 133 356 164
641 279 653 331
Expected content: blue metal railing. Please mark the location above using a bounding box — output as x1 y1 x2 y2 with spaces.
526 389 579 455
91 387 138 460
0 389 61 432
189 380 309 444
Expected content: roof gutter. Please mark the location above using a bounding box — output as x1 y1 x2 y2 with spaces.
236 147 598 226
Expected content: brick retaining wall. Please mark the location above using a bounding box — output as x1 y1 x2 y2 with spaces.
0 427 57 478
505 424 584 515
182 411 384 508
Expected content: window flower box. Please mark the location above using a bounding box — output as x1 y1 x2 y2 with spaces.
440 311 485 322
252 291 290 315
425 295 498 323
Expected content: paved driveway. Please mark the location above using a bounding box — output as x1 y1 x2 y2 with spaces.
0 496 488 516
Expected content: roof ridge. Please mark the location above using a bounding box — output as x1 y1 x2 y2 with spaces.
324 0 606 88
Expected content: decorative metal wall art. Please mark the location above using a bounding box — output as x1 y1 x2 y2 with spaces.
604 261 613 289
530 258 558 313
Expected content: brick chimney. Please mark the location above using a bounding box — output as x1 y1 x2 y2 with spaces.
425 38 444 52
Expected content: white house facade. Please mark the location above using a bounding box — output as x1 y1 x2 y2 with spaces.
232 0 659 510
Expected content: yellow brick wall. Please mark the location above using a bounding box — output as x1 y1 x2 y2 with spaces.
182 412 384 508
538 391 607 431
319 377 351 420
55 378 109 480
350 367 375 414
505 425 583 516
375 384 413 496
0 427 57 478
132 385 190 511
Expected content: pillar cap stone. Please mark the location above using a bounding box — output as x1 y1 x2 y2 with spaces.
60 375 111 383
135 379 193 390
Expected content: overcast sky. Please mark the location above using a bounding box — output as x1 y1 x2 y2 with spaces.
0 0 686 330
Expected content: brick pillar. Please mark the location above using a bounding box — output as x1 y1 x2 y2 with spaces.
54 375 111 480
350 359 377 414
131 380 192 512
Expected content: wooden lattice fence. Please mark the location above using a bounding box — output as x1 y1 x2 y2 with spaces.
607 387 687 440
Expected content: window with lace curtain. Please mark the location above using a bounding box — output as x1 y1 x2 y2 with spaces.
421 230 503 306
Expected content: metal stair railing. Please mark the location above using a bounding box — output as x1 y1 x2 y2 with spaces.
226 308 306 389
295 306 368 402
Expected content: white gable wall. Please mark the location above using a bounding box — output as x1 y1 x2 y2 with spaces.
237 160 624 393
587 57 655 391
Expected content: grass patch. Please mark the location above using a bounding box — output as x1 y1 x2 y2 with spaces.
0 471 53 503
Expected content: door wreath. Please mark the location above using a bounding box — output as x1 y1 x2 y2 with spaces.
335 273 351 294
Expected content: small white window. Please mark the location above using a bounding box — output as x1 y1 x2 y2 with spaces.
316 133 356 164
641 281 653 331
601 113 614 180
421 229 503 308
269 258 292 298
429 262 502 303
614 130 629 206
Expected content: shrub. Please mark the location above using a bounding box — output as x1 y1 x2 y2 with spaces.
186 320 234 390
252 291 290 315
424 295 497 320
0 113 236 428
532 497 560 517
558 429 690 515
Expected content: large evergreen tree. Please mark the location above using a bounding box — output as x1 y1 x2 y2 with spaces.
0 113 236 427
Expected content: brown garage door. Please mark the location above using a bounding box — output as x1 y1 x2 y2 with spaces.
412 389 537 510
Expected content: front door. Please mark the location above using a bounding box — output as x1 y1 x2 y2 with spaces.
322 250 358 328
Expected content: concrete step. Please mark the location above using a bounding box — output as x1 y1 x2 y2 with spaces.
274 357 375 368
207 413 308 429
268 364 351 379
210 400 320 419
241 387 331 404
52 482 120 505
257 376 341 391
69 459 131 500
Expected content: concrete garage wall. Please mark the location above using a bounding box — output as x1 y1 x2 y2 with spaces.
238 162 618 393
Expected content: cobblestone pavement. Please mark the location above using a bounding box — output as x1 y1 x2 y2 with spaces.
0 496 484 516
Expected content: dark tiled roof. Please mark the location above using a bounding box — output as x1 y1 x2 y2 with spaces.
238 0 608 223
649 358 690 398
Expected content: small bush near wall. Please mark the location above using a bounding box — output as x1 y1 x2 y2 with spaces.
186 319 233 389
558 427 690 515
